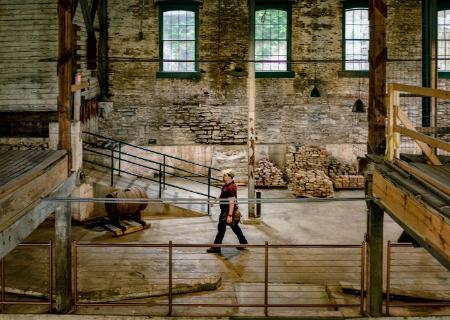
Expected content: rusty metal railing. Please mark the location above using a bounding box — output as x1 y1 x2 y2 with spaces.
72 241 366 316
386 241 450 316
0 241 53 312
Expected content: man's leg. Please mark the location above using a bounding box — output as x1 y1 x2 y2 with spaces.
207 221 226 253
230 224 248 246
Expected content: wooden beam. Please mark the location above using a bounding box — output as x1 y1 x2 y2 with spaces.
90 0 99 22
0 173 75 259
368 0 388 155
55 203 72 313
80 0 95 37
98 0 108 99
372 171 450 269
366 199 384 317
58 0 73 156
393 159 450 196
71 82 89 92
247 0 256 218
391 83 450 100
394 125 450 153
395 106 442 165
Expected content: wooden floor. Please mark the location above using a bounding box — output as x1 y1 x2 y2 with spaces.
0 150 68 229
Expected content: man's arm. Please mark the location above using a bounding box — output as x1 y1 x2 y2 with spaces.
227 197 235 223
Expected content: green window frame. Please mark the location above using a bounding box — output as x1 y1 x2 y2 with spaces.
157 4 200 79
254 3 295 78
438 4 450 79
341 0 369 77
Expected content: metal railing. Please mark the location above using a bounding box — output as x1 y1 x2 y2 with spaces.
0 242 53 312
385 241 450 316
82 131 221 214
72 241 366 316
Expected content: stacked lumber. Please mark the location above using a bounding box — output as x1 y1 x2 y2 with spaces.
286 146 333 197
255 159 286 187
328 158 364 189
288 170 334 198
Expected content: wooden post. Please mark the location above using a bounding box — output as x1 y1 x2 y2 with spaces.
367 0 387 155
58 0 73 155
366 199 384 317
98 0 108 100
55 204 72 313
247 0 256 218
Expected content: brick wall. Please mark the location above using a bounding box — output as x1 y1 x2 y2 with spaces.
101 0 427 157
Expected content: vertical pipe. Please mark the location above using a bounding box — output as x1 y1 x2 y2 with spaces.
360 241 366 315
159 164 162 199
264 241 269 316
1 258 4 312
386 240 391 316
73 241 78 313
168 241 173 316
118 142 122 177
49 240 53 312
110 147 114 187
247 0 256 218
256 191 261 217
163 156 166 190
207 168 211 216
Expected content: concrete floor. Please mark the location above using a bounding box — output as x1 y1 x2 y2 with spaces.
2 182 449 318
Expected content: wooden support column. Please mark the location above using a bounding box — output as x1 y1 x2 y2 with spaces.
247 0 256 218
55 204 72 313
368 0 387 155
58 0 74 155
98 0 108 99
366 199 384 317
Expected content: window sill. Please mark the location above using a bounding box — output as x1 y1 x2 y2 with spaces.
438 72 450 79
338 70 369 78
156 71 201 79
256 71 295 78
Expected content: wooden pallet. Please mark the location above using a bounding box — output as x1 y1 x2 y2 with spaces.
103 218 151 237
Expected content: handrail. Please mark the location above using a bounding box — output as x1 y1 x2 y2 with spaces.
82 131 222 213
84 147 218 188
386 83 450 165
84 141 221 182
83 159 213 198
83 131 221 171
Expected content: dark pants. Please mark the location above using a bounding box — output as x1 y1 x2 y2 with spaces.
213 220 248 245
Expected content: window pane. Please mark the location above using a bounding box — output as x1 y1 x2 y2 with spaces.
438 10 450 72
255 8 288 72
344 8 369 71
162 10 196 72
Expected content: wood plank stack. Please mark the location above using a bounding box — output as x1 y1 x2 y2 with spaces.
255 159 286 187
286 145 334 197
328 157 365 189
288 170 334 198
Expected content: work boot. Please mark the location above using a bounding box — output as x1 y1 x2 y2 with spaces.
236 246 247 251
206 247 221 254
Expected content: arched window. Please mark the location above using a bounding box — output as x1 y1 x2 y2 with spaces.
343 0 369 73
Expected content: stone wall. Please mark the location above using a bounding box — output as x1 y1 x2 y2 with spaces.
102 0 450 163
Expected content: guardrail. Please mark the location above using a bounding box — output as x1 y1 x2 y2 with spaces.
0 242 53 312
386 83 450 164
82 131 222 214
72 241 366 317
386 241 450 316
